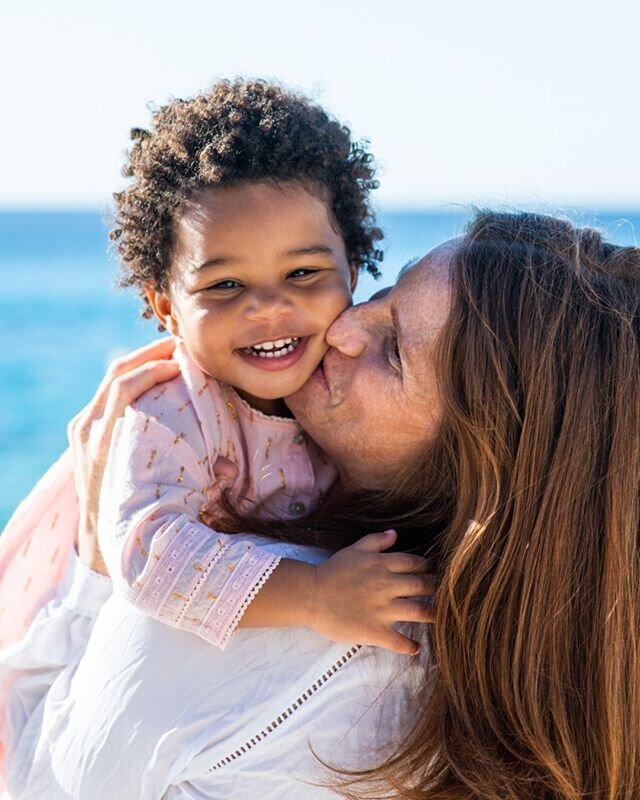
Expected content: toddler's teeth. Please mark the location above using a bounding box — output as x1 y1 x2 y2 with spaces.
242 336 302 358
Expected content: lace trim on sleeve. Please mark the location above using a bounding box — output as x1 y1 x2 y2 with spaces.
134 521 282 649
205 645 362 771
134 521 230 616
199 550 282 649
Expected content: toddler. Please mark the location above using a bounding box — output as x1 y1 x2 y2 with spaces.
1 79 427 657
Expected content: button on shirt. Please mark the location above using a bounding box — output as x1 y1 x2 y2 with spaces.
288 501 306 517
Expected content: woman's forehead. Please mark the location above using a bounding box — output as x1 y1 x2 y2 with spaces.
397 240 455 290
368 240 454 305
391 244 453 349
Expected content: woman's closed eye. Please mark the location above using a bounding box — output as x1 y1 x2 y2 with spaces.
387 335 402 372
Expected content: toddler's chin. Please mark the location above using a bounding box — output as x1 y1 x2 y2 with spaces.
241 379 293 400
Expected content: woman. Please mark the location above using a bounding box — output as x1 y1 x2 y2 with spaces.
3 211 639 799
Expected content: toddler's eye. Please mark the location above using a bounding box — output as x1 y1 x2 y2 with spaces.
207 279 242 291
288 268 318 279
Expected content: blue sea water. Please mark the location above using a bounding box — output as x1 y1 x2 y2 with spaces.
1 207 639 528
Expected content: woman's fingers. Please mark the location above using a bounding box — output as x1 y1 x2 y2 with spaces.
102 359 180 419
68 358 179 449
68 340 179 576
104 337 176 380
91 338 177 417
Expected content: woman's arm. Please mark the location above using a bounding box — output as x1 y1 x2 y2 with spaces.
0 341 180 793
95 394 283 650
67 337 179 575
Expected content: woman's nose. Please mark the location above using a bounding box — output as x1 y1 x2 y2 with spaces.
244 288 293 321
325 303 370 357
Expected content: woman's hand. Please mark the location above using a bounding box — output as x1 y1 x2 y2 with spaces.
309 530 437 655
67 338 179 575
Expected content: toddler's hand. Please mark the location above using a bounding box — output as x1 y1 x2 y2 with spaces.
308 530 437 655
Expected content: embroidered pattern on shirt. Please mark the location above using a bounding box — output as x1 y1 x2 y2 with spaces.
206 645 362 771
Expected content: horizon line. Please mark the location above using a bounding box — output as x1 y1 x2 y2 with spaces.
1 202 640 215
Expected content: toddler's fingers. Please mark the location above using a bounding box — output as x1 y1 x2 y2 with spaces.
384 551 430 574
373 629 421 657
348 530 397 553
390 598 435 625
423 557 437 573
391 572 439 598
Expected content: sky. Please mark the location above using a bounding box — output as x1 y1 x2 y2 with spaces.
1 0 639 210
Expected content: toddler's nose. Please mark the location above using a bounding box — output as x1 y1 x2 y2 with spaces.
244 288 293 321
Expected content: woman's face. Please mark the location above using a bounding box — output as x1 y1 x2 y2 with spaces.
286 241 453 490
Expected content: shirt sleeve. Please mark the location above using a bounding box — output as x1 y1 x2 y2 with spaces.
98 403 281 650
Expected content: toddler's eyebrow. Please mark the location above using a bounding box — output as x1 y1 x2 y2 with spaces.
193 256 237 272
193 245 335 273
284 245 334 258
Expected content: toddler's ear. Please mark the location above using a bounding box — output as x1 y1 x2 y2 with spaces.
145 284 180 336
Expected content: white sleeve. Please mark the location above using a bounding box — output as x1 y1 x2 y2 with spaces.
0 555 112 799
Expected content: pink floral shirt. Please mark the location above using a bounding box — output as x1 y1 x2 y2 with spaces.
98 342 337 649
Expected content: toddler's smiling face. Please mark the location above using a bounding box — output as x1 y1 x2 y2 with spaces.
146 181 356 415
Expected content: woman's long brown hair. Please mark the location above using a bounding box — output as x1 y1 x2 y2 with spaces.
225 211 640 798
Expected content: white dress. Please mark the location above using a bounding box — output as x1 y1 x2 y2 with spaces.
1 541 425 800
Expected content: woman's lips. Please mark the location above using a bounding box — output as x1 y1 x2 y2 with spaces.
310 354 333 400
235 336 309 372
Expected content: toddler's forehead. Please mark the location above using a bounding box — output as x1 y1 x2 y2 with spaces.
166 182 350 289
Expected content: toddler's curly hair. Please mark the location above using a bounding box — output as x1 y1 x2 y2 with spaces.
111 78 383 318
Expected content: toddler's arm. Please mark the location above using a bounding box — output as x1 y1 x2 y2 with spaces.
238 530 436 655
97 374 435 655
100 397 435 654
98 398 281 650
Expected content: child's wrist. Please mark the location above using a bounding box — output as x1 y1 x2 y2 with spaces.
303 562 321 631
239 558 320 629
283 560 321 629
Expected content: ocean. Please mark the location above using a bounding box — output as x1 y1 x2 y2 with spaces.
2 207 639 529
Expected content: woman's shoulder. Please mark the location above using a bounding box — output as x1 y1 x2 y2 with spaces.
53 589 424 797
174 635 425 797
